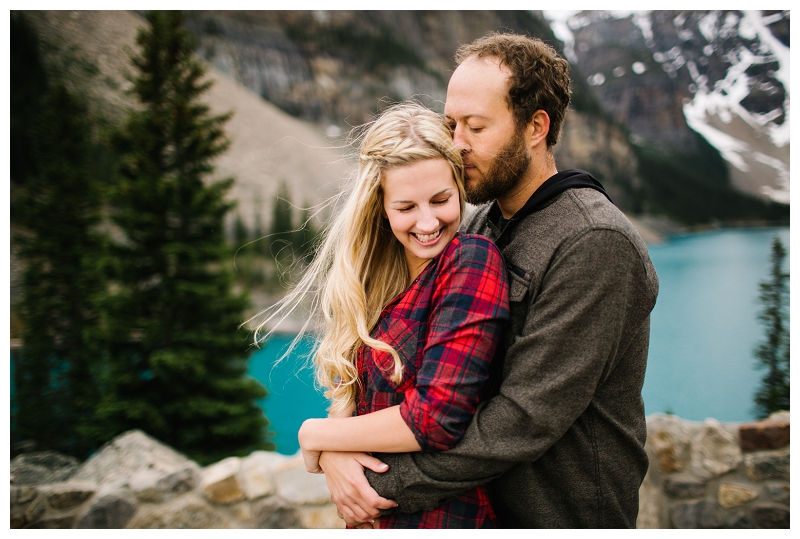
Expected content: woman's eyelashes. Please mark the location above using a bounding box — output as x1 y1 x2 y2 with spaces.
395 196 451 213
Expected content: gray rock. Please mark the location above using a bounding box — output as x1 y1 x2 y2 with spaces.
34 515 77 529
73 430 190 485
24 495 47 523
128 497 231 529
129 469 166 503
636 467 660 529
647 413 692 473
663 474 705 499
274 458 331 505
768 410 790 422
723 510 754 529
10 485 38 504
158 461 200 496
744 449 790 481
45 481 96 510
11 504 27 529
252 497 302 529
750 503 790 529
130 461 200 503
669 500 720 529
765 482 790 505
717 483 758 509
696 500 722 528
78 493 137 529
297 503 346 529
689 418 742 481
201 457 245 504
10 451 79 485
239 451 286 500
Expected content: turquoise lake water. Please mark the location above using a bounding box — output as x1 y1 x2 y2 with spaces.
640 227 789 423
252 226 790 454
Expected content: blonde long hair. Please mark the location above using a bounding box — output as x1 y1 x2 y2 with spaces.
251 102 466 415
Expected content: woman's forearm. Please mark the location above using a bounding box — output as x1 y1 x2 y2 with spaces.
300 405 421 453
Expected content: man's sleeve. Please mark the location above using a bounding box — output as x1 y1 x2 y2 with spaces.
366 228 657 513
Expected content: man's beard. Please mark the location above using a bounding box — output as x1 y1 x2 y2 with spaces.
465 127 531 206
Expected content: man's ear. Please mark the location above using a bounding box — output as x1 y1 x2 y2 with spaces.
526 110 551 149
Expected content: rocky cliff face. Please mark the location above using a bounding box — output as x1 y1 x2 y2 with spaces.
181 10 646 212
183 11 553 129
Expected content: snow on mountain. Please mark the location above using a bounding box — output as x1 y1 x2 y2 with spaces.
543 10 790 204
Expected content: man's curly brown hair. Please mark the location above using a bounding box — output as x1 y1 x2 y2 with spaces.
454 32 572 148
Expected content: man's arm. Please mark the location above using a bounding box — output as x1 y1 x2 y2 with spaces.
366 228 657 513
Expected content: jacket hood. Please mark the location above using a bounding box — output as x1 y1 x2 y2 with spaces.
488 169 612 227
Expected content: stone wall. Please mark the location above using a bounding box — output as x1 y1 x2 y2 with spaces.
10 413 789 529
637 411 789 529
10 430 343 529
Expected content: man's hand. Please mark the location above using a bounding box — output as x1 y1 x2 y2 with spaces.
319 451 398 525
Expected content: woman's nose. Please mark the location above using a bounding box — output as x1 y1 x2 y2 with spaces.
416 208 439 232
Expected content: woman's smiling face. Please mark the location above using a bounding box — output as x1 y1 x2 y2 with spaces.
382 158 461 281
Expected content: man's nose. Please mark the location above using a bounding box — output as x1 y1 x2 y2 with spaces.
452 125 470 153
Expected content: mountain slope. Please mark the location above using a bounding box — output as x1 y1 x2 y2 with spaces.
20 10 350 236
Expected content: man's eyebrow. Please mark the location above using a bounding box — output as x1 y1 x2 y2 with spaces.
444 113 490 122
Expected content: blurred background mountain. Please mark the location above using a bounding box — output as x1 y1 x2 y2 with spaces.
10 8 791 317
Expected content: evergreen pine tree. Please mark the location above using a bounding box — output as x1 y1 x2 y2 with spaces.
295 205 318 263
12 83 108 458
233 213 250 246
10 12 49 187
269 182 296 260
753 236 790 418
100 11 272 463
253 204 264 243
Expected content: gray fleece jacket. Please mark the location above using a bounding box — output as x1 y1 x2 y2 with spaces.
366 170 659 528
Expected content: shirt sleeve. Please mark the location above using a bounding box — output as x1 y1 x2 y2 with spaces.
398 236 510 451
367 228 658 513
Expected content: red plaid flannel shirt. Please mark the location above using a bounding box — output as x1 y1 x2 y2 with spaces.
355 233 510 528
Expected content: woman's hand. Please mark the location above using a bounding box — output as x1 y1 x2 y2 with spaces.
318 450 397 525
301 447 323 474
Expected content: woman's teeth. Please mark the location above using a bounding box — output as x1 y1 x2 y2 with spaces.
414 230 441 243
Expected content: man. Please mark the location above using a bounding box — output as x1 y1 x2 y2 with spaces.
318 32 659 528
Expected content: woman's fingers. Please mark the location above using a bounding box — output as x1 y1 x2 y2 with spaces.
354 453 390 474
319 451 398 524
301 448 323 473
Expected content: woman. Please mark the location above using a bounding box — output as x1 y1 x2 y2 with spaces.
253 103 509 528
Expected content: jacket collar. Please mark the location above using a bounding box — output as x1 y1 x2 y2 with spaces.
488 169 612 231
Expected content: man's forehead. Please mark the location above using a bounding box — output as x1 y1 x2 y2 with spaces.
445 57 511 118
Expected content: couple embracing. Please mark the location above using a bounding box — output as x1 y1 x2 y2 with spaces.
256 32 658 529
